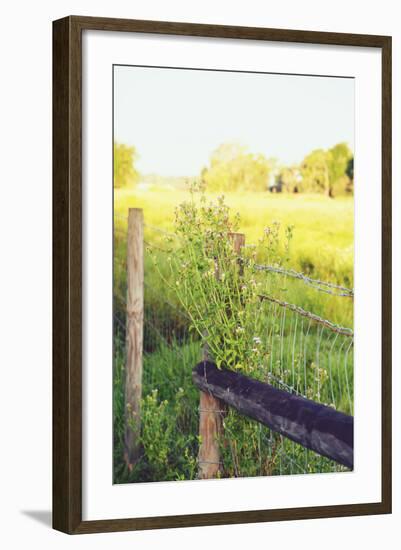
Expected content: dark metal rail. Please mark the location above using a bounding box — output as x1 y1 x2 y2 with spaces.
192 361 353 469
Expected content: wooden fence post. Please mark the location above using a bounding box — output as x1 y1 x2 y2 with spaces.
198 232 245 479
198 357 225 479
124 208 144 469
229 232 246 267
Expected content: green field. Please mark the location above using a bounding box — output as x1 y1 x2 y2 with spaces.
113 188 354 483
115 188 353 324
116 188 353 278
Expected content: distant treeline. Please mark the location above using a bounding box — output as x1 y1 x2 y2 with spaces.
114 141 354 197
201 142 353 197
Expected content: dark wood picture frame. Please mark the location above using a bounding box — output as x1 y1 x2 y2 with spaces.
53 15 392 534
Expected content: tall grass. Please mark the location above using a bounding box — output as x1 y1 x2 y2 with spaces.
113 188 353 483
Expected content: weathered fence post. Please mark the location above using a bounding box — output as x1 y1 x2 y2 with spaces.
124 208 144 469
198 232 245 479
229 232 246 269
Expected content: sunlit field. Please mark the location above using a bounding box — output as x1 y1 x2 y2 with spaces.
114 187 353 326
116 188 353 279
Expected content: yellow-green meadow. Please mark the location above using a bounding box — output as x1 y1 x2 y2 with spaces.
115 187 353 326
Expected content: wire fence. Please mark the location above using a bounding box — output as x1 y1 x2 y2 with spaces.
113 216 353 482
254 264 354 298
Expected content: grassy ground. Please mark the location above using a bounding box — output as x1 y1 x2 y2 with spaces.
113 187 354 483
114 332 349 483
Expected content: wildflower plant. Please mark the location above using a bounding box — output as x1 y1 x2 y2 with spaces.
154 184 293 377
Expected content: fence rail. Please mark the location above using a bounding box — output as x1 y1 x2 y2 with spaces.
193 361 353 469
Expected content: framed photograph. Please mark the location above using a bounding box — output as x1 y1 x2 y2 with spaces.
53 16 392 534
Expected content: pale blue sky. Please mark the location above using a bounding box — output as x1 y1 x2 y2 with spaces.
114 65 354 177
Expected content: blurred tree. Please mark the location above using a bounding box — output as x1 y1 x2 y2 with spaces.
301 143 353 197
345 157 354 194
114 142 140 188
327 142 353 196
201 143 273 192
346 157 354 180
301 149 330 195
275 165 303 193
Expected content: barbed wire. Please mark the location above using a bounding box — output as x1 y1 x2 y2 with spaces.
114 314 126 333
144 223 177 238
253 264 354 298
114 292 127 308
143 317 190 362
258 293 354 337
114 212 127 221
266 372 308 399
114 227 127 235
144 280 191 321
144 240 173 254
114 280 190 325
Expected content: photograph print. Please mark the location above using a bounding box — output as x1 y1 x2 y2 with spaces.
113 64 354 484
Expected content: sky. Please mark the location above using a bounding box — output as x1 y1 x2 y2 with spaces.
114 65 354 178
